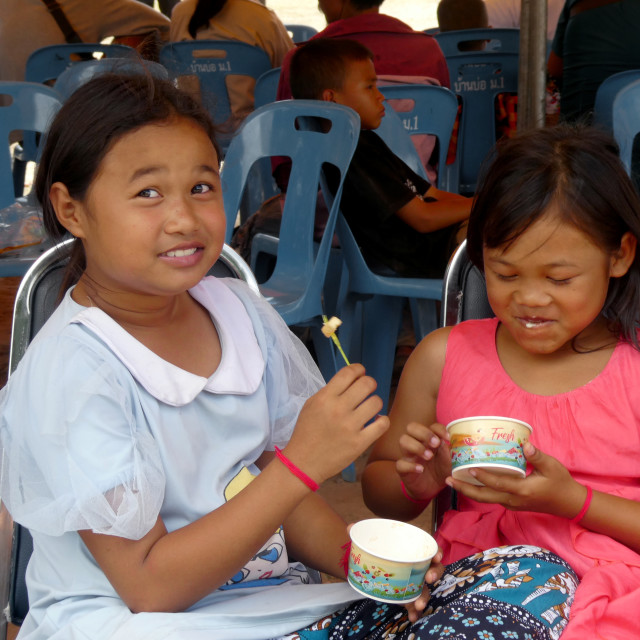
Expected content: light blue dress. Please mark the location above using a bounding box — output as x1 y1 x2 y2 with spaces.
0 277 359 640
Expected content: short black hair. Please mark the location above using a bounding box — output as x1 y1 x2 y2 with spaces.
290 38 374 100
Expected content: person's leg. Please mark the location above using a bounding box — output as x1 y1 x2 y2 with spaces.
329 546 578 639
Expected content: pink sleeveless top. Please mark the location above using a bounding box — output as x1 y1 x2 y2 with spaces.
436 318 640 638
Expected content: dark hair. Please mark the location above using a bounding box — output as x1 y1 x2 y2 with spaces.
437 0 488 50
467 123 640 347
188 0 228 39
290 38 373 100
349 0 385 9
35 72 219 290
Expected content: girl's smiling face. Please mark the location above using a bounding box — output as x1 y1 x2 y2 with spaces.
483 206 636 355
55 116 226 306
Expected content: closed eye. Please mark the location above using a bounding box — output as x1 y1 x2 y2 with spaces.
493 272 517 281
548 277 573 285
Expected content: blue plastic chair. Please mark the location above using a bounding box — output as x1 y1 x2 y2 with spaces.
53 58 169 100
441 50 519 194
221 100 360 481
221 100 360 383
25 43 138 86
435 28 520 56
159 41 272 152
611 79 640 179
285 24 318 42
14 43 138 192
0 82 63 277
378 84 458 187
593 70 640 132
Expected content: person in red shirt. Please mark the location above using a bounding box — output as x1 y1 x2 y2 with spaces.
276 0 450 102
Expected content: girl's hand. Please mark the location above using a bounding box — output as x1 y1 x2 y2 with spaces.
396 422 452 502
285 364 390 484
404 548 445 623
448 442 586 519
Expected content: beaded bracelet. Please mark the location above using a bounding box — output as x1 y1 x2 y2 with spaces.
274 446 319 492
571 485 593 523
400 481 430 507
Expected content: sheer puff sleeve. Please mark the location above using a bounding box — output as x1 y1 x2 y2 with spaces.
222 279 326 448
0 329 165 540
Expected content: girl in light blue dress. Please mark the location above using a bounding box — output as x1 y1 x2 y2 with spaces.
0 72 445 640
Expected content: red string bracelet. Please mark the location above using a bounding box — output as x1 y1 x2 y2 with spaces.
274 446 319 492
340 542 351 578
571 485 593 523
400 481 430 507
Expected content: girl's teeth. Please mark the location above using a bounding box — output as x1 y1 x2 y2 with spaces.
525 320 542 328
166 248 197 257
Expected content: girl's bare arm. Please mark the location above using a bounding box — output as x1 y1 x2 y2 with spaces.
362 327 451 520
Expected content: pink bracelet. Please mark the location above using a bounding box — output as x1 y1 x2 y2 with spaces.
400 481 430 507
340 542 351 578
274 447 319 492
571 485 593 523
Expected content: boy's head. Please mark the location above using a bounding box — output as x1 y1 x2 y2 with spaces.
437 0 489 50
289 39 386 130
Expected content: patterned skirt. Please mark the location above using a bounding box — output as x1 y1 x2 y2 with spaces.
281 545 578 640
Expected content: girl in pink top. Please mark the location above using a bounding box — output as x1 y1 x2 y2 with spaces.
363 124 640 639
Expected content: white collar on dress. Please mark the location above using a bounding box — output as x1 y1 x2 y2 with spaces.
67 277 265 406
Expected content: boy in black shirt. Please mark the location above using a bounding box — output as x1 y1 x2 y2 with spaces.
289 38 471 278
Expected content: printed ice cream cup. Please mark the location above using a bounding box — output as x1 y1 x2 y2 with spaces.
348 518 438 604
446 416 532 486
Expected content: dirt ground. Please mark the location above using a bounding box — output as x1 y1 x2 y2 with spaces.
0 277 430 638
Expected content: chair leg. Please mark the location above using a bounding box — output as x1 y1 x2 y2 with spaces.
360 295 405 415
409 298 440 342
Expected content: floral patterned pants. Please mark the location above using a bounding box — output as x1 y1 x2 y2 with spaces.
284 545 578 640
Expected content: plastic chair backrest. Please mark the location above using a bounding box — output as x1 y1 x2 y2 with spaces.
378 84 458 187
435 28 520 56
284 24 318 42
611 78 640 178
0 240 257 634
0 82 62 210
593 69 640 132
374 107 427 179
443 51 519 194
254 67 281 108
53 58 169 100
159 41 272 148
221 100 360 326
25 43 138 86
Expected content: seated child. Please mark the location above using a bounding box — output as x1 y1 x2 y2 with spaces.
289 38 472 279
0 72 443 640
362 124 640 638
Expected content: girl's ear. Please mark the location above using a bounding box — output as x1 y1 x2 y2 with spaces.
610 231 637 278
49 182 86 238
